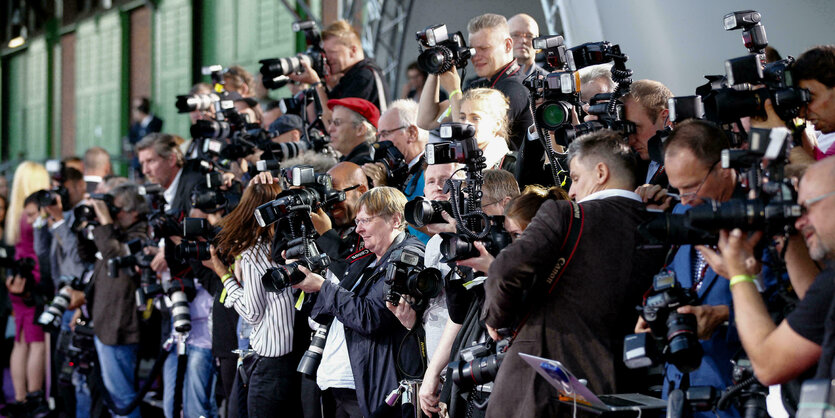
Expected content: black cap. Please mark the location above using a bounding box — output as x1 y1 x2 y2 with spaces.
269 114 304 135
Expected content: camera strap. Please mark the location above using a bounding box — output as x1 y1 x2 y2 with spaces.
509 201 584 345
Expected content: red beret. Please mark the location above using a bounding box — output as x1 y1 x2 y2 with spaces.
327 97 380 128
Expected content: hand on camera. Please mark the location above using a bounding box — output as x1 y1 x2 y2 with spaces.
292 265 325 293
696 229 762 279
89 194 113 225
204 245 229 277
251 171 280 185
386 296 417 329
635 184 673 211
676 304 730 340
634 316 651 334
150 250 168 273
455 241 494 274
425 211 457 235
5 275 26 295
362 162 388 188
749 98 785 129
68 289 86 310
43 197 64 222
287 56 321 85
438 65 461 94
310 208 332 236
486 323 501 342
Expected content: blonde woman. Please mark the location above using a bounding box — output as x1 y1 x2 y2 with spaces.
457 87 512 169
3 161 50 415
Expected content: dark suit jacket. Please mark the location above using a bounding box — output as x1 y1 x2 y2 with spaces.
483 196 662 418
168 167 204 215
128 115 163 145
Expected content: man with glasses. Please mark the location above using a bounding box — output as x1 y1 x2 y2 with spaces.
696 157 833 390
326 97 379 165
507 14 546 78
636 119 743 418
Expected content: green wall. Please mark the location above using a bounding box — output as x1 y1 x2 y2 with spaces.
154 0 193 140
5 38 50 161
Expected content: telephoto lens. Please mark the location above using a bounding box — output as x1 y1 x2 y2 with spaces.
169 290 192 333
404 197 452 228
297 323 330 376
664 312 704 373
37 287 73 332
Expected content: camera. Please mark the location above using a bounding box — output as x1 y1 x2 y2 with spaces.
533 35 574 71
260 20 327 89
37 277 86 332
439 216 511 263
254 166 345 228
415 24 474 75
624 271 703 373
723 10 767 54
404 197 453 228
57 318 97 383
297 323 330 376
261 236 330 292
35 186 71 209
0 246 36 286
71 193 120 233
525 70 581 130
175 93 221 113
383 248 442 311
449 338 510 390
425 123 482 166
371 140 410 189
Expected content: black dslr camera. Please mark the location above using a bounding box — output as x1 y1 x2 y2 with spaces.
415 24 474 75
404 197 453 228
449 337 511 390
262 235 331 293
0 246 36 295
383 248 442 311
260 20 327 89
37 276 86 332
175 218 218 262
35 186 71 209
72 193 121 233
254 165 345 228
623 271 703 373
371 141 410 189
524 35 579 130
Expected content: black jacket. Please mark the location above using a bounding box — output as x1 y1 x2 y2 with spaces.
340 142 374 166
329 58 388 111
310 232 425 418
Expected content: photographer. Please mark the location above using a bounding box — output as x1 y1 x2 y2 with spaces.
88 184 149 418
210 181 303 417
695 157 831 388
483 130 660 418
507 14 546 77
458 88 512 170
83 147 112 193
289 20 388 123
635 120 743 418
417 13 532 152
578 64 616 117
793 45 835 159
327 98 379 165
294 186 425 418
623 79 673 188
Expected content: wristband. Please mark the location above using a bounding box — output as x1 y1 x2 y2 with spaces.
312 81 324 88
729 274 756 288
221 273 234 283
449 89 462 98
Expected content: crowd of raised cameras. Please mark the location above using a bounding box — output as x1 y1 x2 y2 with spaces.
2 7 835 418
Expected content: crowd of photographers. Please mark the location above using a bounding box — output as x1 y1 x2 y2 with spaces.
1 8 835 418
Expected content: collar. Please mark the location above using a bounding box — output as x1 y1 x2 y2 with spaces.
84 175 103 184
163 168 184 208
578 189 643 203
487 60 521 88
140 114 154 128
407 152 424 170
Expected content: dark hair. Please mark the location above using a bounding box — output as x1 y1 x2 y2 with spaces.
663 119 729 169
61 167 84 183
136 133 185 167
111 184 149 216
764 46 782 63
793 45 835 87
504 185 569 227
214 182 282 264
136 97 151 114
566 129 639 189
406 62 427 78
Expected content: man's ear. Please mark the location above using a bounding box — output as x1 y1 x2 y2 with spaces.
505 36 513 54
659 108 671 127
595 162 610 185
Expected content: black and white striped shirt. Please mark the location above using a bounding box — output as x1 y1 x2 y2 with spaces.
222 241 295 357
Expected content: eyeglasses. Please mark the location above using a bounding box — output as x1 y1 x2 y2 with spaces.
800 190 835 215
355 215 380 226
679 161 719 202
329 118 356 128
376 126 409 140
510 32 535 41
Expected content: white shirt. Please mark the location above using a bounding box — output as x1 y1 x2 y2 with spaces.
482 138 510 170
316 270 356 390
578 189 643 204
162 168 183 211
422 234 450 359
408 152 424 170
646 160 662 184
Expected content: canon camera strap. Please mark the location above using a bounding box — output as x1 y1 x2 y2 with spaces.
509 201 584 344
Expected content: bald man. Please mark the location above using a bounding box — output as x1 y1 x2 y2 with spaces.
508 13 546 77
84 146 113 193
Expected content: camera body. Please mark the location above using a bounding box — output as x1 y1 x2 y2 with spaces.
416 24 474 75
404 197 452 228
425 123 482 168
449 337 511 390
37 276 86 332
262 236 331 293
624 271 703 373
439 216 511 263
254 166 345 228
372 141 410 189
383 248 442 311
260 20 327 89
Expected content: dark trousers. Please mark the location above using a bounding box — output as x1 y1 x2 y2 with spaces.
324 388 362 418
247 354 302 418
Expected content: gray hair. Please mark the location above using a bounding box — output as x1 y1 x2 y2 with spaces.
343 106 378 144
282 153 339 173
579 64 615 90
468 13 509 35
384 99 428 142
135 133 185 167
566 130 638 189
110 183 149 216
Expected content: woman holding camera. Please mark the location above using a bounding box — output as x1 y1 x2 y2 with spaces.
209 180 303 418
294 186 426 418
457 88 511 170
2 161 51 416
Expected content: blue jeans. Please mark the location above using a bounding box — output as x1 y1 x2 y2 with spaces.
93 336 140 418
163 345 218 418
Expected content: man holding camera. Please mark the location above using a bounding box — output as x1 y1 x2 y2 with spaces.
289 20 388 124
483 130 659 418
637 120 743 418
362 100 430 242
417 13 532 152
88 184 149 418
326 98 379 166
623 79 673 189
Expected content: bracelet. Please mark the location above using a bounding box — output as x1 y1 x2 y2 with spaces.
729 274 756 288
312 81 324 88
449 89 462 98
221 273 234 283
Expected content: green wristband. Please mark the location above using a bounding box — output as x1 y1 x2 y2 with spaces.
729 274 756 288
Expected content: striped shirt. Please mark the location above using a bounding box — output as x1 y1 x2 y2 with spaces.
222 241 295 357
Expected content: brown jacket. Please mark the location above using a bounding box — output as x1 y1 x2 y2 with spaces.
91 221 149 346
483 196 661 417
